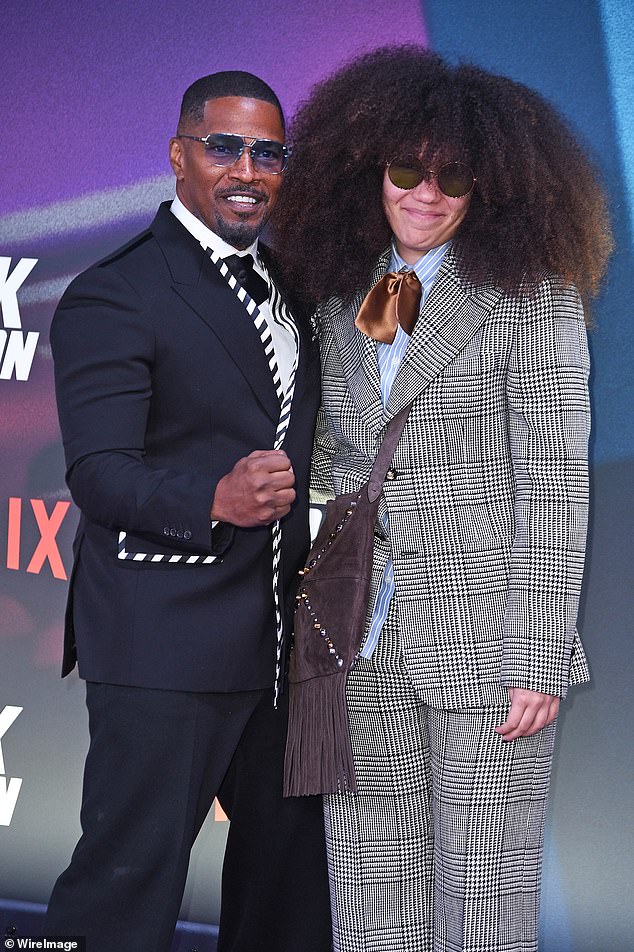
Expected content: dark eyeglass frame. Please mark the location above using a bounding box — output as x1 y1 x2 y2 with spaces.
387 157 476 198
177 132 289 174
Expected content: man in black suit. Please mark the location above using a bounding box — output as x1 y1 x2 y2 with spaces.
45 71 331 952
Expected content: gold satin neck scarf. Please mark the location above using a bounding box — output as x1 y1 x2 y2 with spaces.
355 268 422 343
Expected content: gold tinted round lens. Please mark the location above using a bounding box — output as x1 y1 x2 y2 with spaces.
388 160 424 190
437 162 474 198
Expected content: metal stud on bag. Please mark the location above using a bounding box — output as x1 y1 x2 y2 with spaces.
294 498 360 671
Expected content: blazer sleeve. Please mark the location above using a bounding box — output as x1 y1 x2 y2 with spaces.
51 265 233 557
310 405 337 504
501 277 590 696
309 306 338 505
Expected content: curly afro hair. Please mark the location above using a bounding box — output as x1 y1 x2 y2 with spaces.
271 46 612 308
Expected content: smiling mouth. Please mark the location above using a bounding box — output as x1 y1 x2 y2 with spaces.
220 190 266 214
404 205 442 215
403 208 444 224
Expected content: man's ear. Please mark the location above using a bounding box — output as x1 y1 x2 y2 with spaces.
169 137 185 180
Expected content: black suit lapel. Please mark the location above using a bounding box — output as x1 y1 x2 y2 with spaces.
258 244 315 411
151 204 281 424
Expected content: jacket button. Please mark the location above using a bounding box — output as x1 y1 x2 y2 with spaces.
385 468 397 481
183 530 192 540
163 527 170 536
170 528 177 537
176 530 183 539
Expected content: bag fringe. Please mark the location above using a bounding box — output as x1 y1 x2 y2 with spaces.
284 673 357 796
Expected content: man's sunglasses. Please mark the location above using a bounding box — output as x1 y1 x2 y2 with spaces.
387 157 476 198
178 132 289 174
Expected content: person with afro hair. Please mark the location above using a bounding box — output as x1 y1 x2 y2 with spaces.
274 46 612 952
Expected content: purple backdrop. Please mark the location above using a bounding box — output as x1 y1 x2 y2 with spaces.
0 0 427 928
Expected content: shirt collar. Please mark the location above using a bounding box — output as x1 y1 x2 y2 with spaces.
170 194 259 260
390 239 451 296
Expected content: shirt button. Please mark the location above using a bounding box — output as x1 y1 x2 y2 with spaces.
385 468 397 481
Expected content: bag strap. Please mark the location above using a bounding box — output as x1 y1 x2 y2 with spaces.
367 404 413 503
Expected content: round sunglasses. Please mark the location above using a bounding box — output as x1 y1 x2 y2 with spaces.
387 157 476 198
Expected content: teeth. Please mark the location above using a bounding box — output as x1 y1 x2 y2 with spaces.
227 195 257 204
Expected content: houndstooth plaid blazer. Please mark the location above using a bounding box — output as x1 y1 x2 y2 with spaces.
312 247 591 708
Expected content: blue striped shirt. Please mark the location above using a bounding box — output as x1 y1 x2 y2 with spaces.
360 240 450 658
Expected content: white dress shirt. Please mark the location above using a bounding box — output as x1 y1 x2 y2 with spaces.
170 195 297 392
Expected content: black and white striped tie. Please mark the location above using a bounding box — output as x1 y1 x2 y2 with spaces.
208 248 300 704
224 253 269 306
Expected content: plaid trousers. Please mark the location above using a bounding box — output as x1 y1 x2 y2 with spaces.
324 603 556 952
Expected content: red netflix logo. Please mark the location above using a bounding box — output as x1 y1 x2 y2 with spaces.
6 497 72 580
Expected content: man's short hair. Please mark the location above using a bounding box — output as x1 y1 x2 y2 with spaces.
178 71 284 131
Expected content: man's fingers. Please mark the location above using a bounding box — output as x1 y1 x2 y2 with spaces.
246 449 293 472
248 470 295 503
267 470 296 490
242 451 295 491
251 488 296 525
268 487 296 512
210 451 297 526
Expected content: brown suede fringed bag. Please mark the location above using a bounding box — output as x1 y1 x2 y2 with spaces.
283 403 412 797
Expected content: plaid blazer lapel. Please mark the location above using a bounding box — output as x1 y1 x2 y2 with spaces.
384 251 503 421
329 249 390 433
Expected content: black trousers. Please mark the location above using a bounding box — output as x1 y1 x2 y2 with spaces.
45 681 332 952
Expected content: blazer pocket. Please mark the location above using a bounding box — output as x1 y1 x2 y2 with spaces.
436 353 506 413
116 530 223 566
423 356 483 421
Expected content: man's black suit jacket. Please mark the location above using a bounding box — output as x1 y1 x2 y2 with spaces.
51 202 320 693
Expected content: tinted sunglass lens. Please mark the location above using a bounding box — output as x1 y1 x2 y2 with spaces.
388 161 424 190
437 162 474 197
251 141 286 173
204 134 243 164
204 134 286 173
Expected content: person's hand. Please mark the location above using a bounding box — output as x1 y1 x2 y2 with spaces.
210 450 296 527
495 688 559 742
